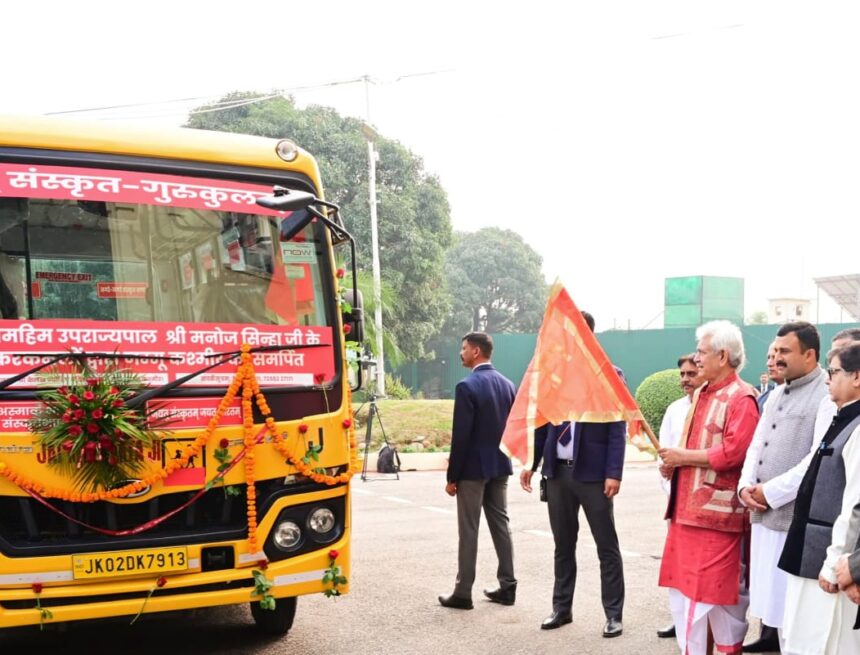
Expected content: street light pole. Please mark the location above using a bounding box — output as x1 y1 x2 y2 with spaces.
357 70 451 397
362 77 385 397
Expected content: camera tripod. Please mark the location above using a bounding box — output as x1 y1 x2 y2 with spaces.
357 393 399 481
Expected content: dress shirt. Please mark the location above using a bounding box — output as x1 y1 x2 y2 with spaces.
556 421 576 459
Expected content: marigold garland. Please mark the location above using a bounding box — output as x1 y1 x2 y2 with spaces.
0 344 360 553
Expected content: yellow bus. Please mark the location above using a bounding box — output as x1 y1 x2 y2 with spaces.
0 115 363 633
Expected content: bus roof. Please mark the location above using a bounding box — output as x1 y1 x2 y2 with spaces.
0 114 321 185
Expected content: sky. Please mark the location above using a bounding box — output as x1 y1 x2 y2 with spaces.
4 1 860 330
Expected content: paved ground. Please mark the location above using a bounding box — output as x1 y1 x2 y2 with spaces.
1 463 730 654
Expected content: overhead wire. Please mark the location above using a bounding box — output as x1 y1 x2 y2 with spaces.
40 70 454 122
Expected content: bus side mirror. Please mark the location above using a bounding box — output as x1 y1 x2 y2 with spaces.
343 288 364 344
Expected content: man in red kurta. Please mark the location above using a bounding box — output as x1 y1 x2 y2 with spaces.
658 320 759 655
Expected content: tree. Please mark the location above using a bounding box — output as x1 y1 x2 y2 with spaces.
439 228 548 337
185 93 452 360
746 311 769 325
346 270 403 367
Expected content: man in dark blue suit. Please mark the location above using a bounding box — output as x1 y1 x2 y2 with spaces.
439 332 518 610
519 311 626 637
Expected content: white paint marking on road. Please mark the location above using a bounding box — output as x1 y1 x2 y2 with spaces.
382 496 412 504
352 487 377 495
523 529 554 538
420 506 455 515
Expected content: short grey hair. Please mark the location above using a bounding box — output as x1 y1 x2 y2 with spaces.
696 320 746 371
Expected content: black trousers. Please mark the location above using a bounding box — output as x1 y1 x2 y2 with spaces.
546 470 624 619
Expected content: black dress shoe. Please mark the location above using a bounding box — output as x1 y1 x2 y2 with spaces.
742 625 780 652
603 618 623 638
483 586 516 606
438 594 473 610
541 610 573 630
656 623 676 638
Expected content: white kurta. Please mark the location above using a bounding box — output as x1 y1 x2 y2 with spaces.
749 523 789 626
782 421 860 655
737 392 835 628
658 395 691 496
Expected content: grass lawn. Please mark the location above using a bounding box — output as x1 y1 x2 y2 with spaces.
352 399 454 450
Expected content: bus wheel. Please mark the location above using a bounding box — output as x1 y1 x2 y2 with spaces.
250 596 297 635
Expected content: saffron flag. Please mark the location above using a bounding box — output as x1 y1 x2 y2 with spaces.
500 280 646 467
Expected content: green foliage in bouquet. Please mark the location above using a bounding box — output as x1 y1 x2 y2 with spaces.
29 358 169 492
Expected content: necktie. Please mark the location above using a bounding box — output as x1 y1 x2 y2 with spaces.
558 425 571 446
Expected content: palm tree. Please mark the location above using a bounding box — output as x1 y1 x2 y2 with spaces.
344 270 404 368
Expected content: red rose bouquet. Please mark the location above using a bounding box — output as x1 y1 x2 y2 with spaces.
29 358 169 492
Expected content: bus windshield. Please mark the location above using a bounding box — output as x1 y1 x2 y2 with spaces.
0 163 336 389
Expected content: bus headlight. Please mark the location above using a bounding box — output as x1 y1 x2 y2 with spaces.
308 507 335 535
275 139 299 162
272 520 302 551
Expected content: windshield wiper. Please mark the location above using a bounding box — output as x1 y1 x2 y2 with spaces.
0 352 182 393
125 343 328 410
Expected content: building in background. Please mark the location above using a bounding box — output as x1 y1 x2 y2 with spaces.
767 297 811 324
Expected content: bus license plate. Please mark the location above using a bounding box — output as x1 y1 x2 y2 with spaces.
72 547 189 580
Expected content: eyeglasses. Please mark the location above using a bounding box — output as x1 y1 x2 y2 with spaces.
828 367 851 379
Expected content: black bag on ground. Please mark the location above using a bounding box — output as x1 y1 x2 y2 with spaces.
377 444 401 474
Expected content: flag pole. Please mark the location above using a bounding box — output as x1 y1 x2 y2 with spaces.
639 418 661 451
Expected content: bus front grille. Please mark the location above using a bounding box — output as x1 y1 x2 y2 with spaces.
0 479 327 557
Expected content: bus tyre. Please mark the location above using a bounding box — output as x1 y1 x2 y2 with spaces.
250 596 297 635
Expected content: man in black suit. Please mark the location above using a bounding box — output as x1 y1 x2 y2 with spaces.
519 311 625 637
439 332 518 610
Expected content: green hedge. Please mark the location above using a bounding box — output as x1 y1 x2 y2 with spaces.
634 369 684 436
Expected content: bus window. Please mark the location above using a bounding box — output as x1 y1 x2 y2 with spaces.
0 164 337 390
